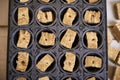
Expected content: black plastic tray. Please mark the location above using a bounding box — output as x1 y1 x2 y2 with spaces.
8 0 108 80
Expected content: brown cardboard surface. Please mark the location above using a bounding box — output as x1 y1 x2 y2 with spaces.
0 0 8 26
0 27 8 80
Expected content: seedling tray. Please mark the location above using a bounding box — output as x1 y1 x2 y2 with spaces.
8 0 108 80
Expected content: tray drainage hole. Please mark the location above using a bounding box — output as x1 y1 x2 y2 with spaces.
36 6 56 26
60 7 79 27
13 29 32 49
13 52 32 73
36 53 56 72
61 0 77 4
84 0 100 4
83 31 102 49
86 76 101 80
83 53 103 73
14 7 33 26
37 30 56 49
39 0 55 3
60 52 79 73
83 7 102 26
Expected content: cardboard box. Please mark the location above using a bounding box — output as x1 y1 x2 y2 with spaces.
0 0 8 26
0 27 7 80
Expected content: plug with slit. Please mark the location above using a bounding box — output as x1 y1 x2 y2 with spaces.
39 32 56 46
36 54 54 72
85 56 102 68
37 10 54 24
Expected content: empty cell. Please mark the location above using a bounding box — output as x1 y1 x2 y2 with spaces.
16 52 29 72
85 56 102 68
62 8 77 26
17 30 31 48
36 54 54 72
18 7 29 26
84 10 101 24
39 32 55 46
63 52 76 72
60 29 77 49
86 32 98 49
